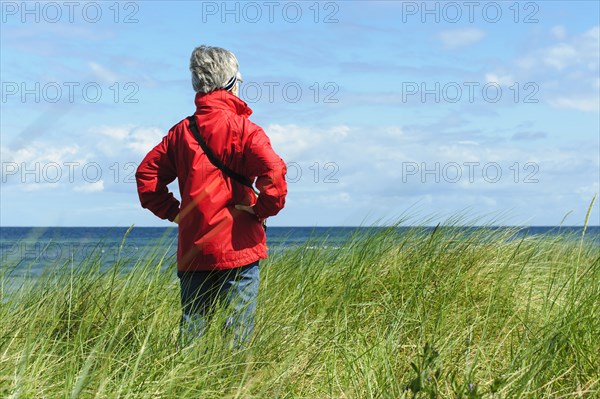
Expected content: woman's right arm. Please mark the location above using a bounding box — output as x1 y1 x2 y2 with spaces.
135 134 180 222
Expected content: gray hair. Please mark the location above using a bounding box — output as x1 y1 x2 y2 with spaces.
189 45 240 94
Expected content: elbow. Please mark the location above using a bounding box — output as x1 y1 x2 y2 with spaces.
254 173 287 219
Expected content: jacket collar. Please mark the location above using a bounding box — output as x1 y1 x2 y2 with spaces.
194 90 253 117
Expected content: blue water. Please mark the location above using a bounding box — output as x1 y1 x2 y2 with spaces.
1 226 598 277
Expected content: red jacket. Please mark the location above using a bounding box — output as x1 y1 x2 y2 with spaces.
135 90 287 271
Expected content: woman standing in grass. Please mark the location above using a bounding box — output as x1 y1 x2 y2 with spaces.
135 45 287 345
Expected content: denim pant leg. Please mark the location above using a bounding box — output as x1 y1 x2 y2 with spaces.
178 261 260 345
220 261 260 345
178 270 218 343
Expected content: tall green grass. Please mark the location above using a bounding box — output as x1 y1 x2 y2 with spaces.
1 217 598 398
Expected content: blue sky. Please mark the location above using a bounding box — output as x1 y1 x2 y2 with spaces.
1 1 598 227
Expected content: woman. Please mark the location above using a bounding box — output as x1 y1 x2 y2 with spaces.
136 45 287 345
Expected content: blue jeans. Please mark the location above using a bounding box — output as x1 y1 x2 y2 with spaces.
177 261 260 347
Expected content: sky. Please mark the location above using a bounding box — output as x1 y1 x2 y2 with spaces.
1 0 599 227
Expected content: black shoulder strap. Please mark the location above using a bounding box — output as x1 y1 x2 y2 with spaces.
187 116 256 191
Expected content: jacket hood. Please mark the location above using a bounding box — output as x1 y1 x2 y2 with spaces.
194 90 253 118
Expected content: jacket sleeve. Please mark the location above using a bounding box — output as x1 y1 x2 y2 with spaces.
242 125 287 219
135 134 180 222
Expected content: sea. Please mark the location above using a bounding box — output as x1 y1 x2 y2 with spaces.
1 226 598 278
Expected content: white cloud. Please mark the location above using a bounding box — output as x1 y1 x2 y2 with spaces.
73 180 105 193
89 62 118 83
91 125 165 156
384 126 404 137
329 125 351 138
549 97 600 112
2 143 81 165
438 28 486 49
485 73 514 86
583 26 600 42
487 25 599 112
517 26 599 72
1 124 166 191
94 125 133 140
551 26 567 40
543 44 579 70
22 183 62 192
575 183 600 203
267 124 351 161
126 127 165 155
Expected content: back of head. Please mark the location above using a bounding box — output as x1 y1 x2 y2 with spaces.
189 45 240 94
